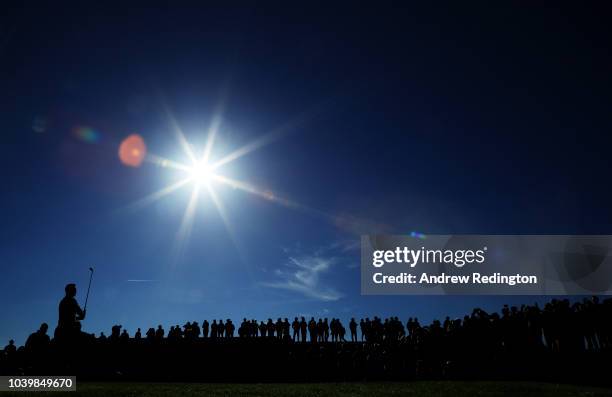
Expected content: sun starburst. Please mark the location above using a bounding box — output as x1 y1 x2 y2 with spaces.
126 99 365 265
130 106 310 265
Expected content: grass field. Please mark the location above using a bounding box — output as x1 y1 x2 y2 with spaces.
3 381 611 396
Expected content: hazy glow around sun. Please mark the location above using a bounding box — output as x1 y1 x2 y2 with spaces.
136 104 322 266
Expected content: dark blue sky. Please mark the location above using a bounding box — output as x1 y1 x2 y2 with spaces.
2 3 612 344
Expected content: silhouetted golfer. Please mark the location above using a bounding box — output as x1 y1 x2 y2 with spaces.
54 283 86 343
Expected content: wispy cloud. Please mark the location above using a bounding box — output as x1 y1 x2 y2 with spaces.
314 239 360 255
262 255 342 302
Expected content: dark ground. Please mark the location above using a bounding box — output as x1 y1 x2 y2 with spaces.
3 381 612 397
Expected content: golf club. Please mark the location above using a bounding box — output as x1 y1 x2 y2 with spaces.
84 266 94 313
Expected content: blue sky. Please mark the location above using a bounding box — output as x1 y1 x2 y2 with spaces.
2 3 612 345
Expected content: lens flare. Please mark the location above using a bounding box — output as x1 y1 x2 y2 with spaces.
73 126 100 143
410 231 427 239
119 134 147 167
32 116 47 133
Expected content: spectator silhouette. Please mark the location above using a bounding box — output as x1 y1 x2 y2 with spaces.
211 320 217 339
120 329 129 343
317 319 324 342
300 317 307 342
202 320 209 338
292 317 300 341
25 323 50 353
155 325 164 341
275 318 283 339
226 319 234 338
110 325 121 343
308 317 317 342
266 319 275 338
350 318 358 342
4 340 16 355
192 321 201 339
323 318 329 341
218 320 225 338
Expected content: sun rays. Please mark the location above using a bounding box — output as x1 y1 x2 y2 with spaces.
129 104 316 265
123 97 381 266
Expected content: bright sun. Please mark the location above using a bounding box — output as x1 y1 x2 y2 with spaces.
135 107 308 265
189 161 213 185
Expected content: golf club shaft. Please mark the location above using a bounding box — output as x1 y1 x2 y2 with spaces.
84 268 94 312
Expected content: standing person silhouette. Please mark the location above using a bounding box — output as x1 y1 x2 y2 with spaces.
26 323 50 353
292 317 300 341
350 318 358 342
54 283 86 343
300 317 307 342
3 340 16 355
202 320 209 338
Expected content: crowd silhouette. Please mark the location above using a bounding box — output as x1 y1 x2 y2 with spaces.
1 293 611 383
